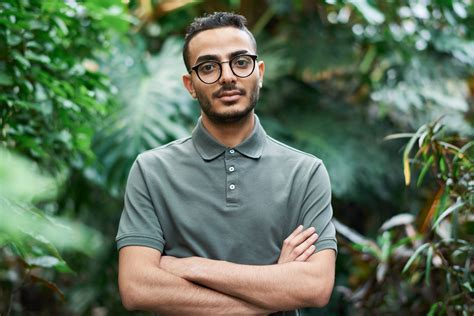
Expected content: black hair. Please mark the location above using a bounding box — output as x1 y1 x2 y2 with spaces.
183 12 257 72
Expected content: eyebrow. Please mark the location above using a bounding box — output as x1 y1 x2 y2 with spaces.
194 50 250 65
229 50 250 59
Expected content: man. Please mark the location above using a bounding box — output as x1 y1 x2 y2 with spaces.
116 12 337 315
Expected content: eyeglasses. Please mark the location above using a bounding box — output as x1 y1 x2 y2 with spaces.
190 54 258 84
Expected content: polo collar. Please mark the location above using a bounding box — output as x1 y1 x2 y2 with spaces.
192 115 266 161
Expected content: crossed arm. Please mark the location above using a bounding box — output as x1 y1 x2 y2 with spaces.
118 226 336 314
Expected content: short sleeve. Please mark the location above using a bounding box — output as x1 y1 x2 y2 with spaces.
300 161 337 254
116 156 165 252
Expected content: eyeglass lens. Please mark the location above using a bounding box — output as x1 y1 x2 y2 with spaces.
196 55 255 84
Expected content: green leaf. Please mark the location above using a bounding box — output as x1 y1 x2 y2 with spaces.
25 50 51 64
402 125 428 186
433 33 474 66
94 36 195 192
359 45 377 73
0 149 57 201
53 16 68 35
26 255 73 273
425 246 433 285
348 0 385 24
380 231 391 262
461 282 473 292
427 302 442 316
403 242 430 273
464 251 471 280
383 133 414 141
380 213 415 231
376 262 388 283
417 155 434 187
438 141 460 152
432 199 465 230
333 219 370 245
8 239 29 260
0 73 13 86
439 156 446 173
6 32 22 46
12 51 31 69
0 149 103 255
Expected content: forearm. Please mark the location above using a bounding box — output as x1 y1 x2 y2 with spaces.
166 252 335 311
190 260 320 310
119 247 273 315
122 265 273 315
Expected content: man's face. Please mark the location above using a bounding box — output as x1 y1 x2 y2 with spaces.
183 27 265 124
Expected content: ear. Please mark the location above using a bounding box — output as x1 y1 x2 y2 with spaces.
182 74 197 99
257 60 265 88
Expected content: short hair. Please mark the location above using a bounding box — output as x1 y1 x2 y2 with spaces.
183 12 257 72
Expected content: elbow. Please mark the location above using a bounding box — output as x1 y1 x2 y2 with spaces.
119 277 168 312
310 291 332 308
304 289 332 308
119 275 159 311
305 280 334 308
121 297 137 311
119 281 140 311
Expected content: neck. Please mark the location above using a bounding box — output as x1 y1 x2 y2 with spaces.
201 112 255 148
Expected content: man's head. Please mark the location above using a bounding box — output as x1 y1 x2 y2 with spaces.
183 12 257 72
182 12 264 124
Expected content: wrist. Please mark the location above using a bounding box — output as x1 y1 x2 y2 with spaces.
184 256 204 281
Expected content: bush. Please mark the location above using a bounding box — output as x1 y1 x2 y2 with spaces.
336 118 473 315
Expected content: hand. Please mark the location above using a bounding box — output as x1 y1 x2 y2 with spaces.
277 225 318 264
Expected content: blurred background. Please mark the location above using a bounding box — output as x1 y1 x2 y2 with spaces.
0 0 472 315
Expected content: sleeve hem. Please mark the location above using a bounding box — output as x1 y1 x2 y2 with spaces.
314 239 338 255
116 235 165 252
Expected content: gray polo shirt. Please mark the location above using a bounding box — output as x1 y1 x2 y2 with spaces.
116 115 337 264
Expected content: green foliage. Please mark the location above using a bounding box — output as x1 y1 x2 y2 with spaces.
254 0 473 209
92 36 197 195
259 93 403 204
336 118 473 315
0 0 127 313
352 1 473 132
0 0 129 173
0 149 103 313
1 0 473 314
259 0 473 135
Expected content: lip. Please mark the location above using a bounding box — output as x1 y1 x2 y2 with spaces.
216 90 243 102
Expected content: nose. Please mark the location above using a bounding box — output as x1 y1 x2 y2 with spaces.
218 61 237 84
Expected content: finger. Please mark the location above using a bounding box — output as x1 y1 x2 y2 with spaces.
291 233 318 257
295 245 316 262
290 227 316 247
284 225 304 242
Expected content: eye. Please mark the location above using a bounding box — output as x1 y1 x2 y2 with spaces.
198 62 218 74
232 56 252 68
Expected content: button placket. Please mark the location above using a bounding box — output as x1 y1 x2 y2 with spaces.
225 149 239 205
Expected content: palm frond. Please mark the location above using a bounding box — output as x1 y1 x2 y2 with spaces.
92 36 197 194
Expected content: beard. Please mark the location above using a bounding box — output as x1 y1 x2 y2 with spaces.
195 82 260 124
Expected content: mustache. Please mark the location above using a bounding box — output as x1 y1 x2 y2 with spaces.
212 84 246 98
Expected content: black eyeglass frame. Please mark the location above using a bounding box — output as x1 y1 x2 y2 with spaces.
189 54 258 84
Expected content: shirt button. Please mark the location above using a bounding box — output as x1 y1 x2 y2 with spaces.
229 149 235 154
228 166 235 172
229 184 236 190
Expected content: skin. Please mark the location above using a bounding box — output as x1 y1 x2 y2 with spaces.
182 26 265 148
159 250 335 311
119 227 321 314
118 26 336 314
278 225 319 264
